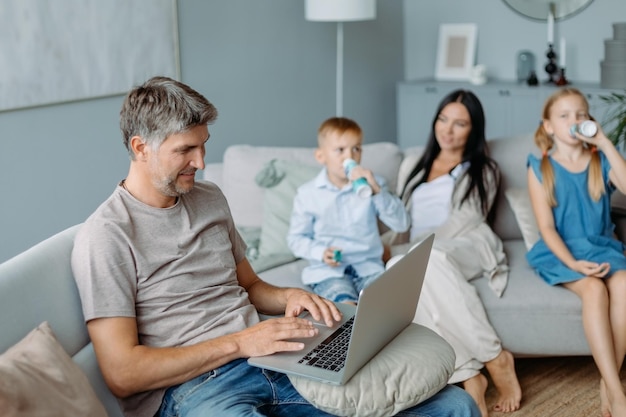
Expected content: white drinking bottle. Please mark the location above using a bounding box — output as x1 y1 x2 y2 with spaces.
343 159 372 198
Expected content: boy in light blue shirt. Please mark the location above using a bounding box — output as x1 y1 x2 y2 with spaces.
287 117 410 304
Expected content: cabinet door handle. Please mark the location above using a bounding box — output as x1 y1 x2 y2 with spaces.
499 90 511 97
425 86 438 94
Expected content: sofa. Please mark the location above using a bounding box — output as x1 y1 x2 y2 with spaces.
1 134 624 416
0 224 125 417
203 134 626 357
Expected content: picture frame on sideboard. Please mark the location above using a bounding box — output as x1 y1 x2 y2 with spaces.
435 23 478 81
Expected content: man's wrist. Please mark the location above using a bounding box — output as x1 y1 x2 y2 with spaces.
282 287 301 306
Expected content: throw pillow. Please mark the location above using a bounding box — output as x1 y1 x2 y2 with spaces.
255 159 320 262
237 225 261 261
0 322 108 417
238 226 302 272
505 187 540 250
288 324 455 417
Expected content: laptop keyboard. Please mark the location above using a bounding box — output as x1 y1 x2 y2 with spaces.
297 317 354 372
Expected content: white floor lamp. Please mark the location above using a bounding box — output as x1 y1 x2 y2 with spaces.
305 0 376 117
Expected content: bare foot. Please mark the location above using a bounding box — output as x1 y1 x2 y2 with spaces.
600 380 611 417
485 350 522 413
463 373 488 417
603 380 626 417
608 395 626 417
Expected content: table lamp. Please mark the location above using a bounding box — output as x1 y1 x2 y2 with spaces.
305 0 376 116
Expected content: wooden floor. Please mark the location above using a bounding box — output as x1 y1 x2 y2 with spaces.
483 356 617 417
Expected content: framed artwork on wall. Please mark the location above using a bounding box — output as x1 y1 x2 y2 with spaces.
434 23 478 81
0 0 179 112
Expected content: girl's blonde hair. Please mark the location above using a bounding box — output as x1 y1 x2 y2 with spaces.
534 87 604 207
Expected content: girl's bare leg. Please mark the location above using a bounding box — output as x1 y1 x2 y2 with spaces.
565 277 626 417
604 271 626 417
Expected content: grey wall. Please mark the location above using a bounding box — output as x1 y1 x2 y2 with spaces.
0 0 403 262
0 96 128 262
178 0 403 164
404 0 625 83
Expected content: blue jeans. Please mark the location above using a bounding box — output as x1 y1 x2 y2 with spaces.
310 265 380 303
157 358 480 416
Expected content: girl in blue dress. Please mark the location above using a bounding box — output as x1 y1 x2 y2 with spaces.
527 87 626 417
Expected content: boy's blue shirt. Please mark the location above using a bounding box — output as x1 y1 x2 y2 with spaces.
287 167 410 285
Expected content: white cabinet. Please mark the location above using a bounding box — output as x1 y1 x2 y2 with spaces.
471 85 540 141
397 79 619 149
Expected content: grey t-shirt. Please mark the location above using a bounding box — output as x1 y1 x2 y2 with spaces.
71 180 258 417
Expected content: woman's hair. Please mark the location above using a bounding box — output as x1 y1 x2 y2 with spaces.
120 76 218 159
534 87 603 206
400 89 500 225
317 117 362 146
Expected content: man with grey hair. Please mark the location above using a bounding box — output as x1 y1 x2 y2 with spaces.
71 76 479 417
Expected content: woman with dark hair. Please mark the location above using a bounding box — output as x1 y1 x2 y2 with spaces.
386 90 521 416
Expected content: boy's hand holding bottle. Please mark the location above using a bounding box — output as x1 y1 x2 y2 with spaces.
343 159 380 197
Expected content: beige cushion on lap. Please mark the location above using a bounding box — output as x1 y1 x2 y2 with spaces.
288 324 455 417
505 187 540 250
0 322 108 417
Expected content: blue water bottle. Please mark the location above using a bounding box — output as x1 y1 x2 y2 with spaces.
343 159 372 198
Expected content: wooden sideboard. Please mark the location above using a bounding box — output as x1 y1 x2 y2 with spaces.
397 79 621 149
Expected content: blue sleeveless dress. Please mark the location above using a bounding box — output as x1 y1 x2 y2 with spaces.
526 152 626 285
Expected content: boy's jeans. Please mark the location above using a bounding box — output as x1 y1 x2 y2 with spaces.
310 265 380 303
157 358 479 417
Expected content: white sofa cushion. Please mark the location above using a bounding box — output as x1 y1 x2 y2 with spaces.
505 187 540 250
488 134 537 241
221 142 403 228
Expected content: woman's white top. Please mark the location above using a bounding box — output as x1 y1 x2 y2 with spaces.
409 162 469 240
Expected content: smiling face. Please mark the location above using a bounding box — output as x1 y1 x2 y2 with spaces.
434 102 472 154
145 124 209 198
315 129 363 188
543 93 590 143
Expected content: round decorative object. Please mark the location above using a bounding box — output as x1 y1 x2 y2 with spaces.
544 44 559 83
604 40 626 62
527 71 539 86
614 23 626 41
502 0 593 21
517 50 536 82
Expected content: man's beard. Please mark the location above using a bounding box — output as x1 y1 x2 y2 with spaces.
154 173 194 197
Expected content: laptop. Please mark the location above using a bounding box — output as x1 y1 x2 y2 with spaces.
248 233 434 385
